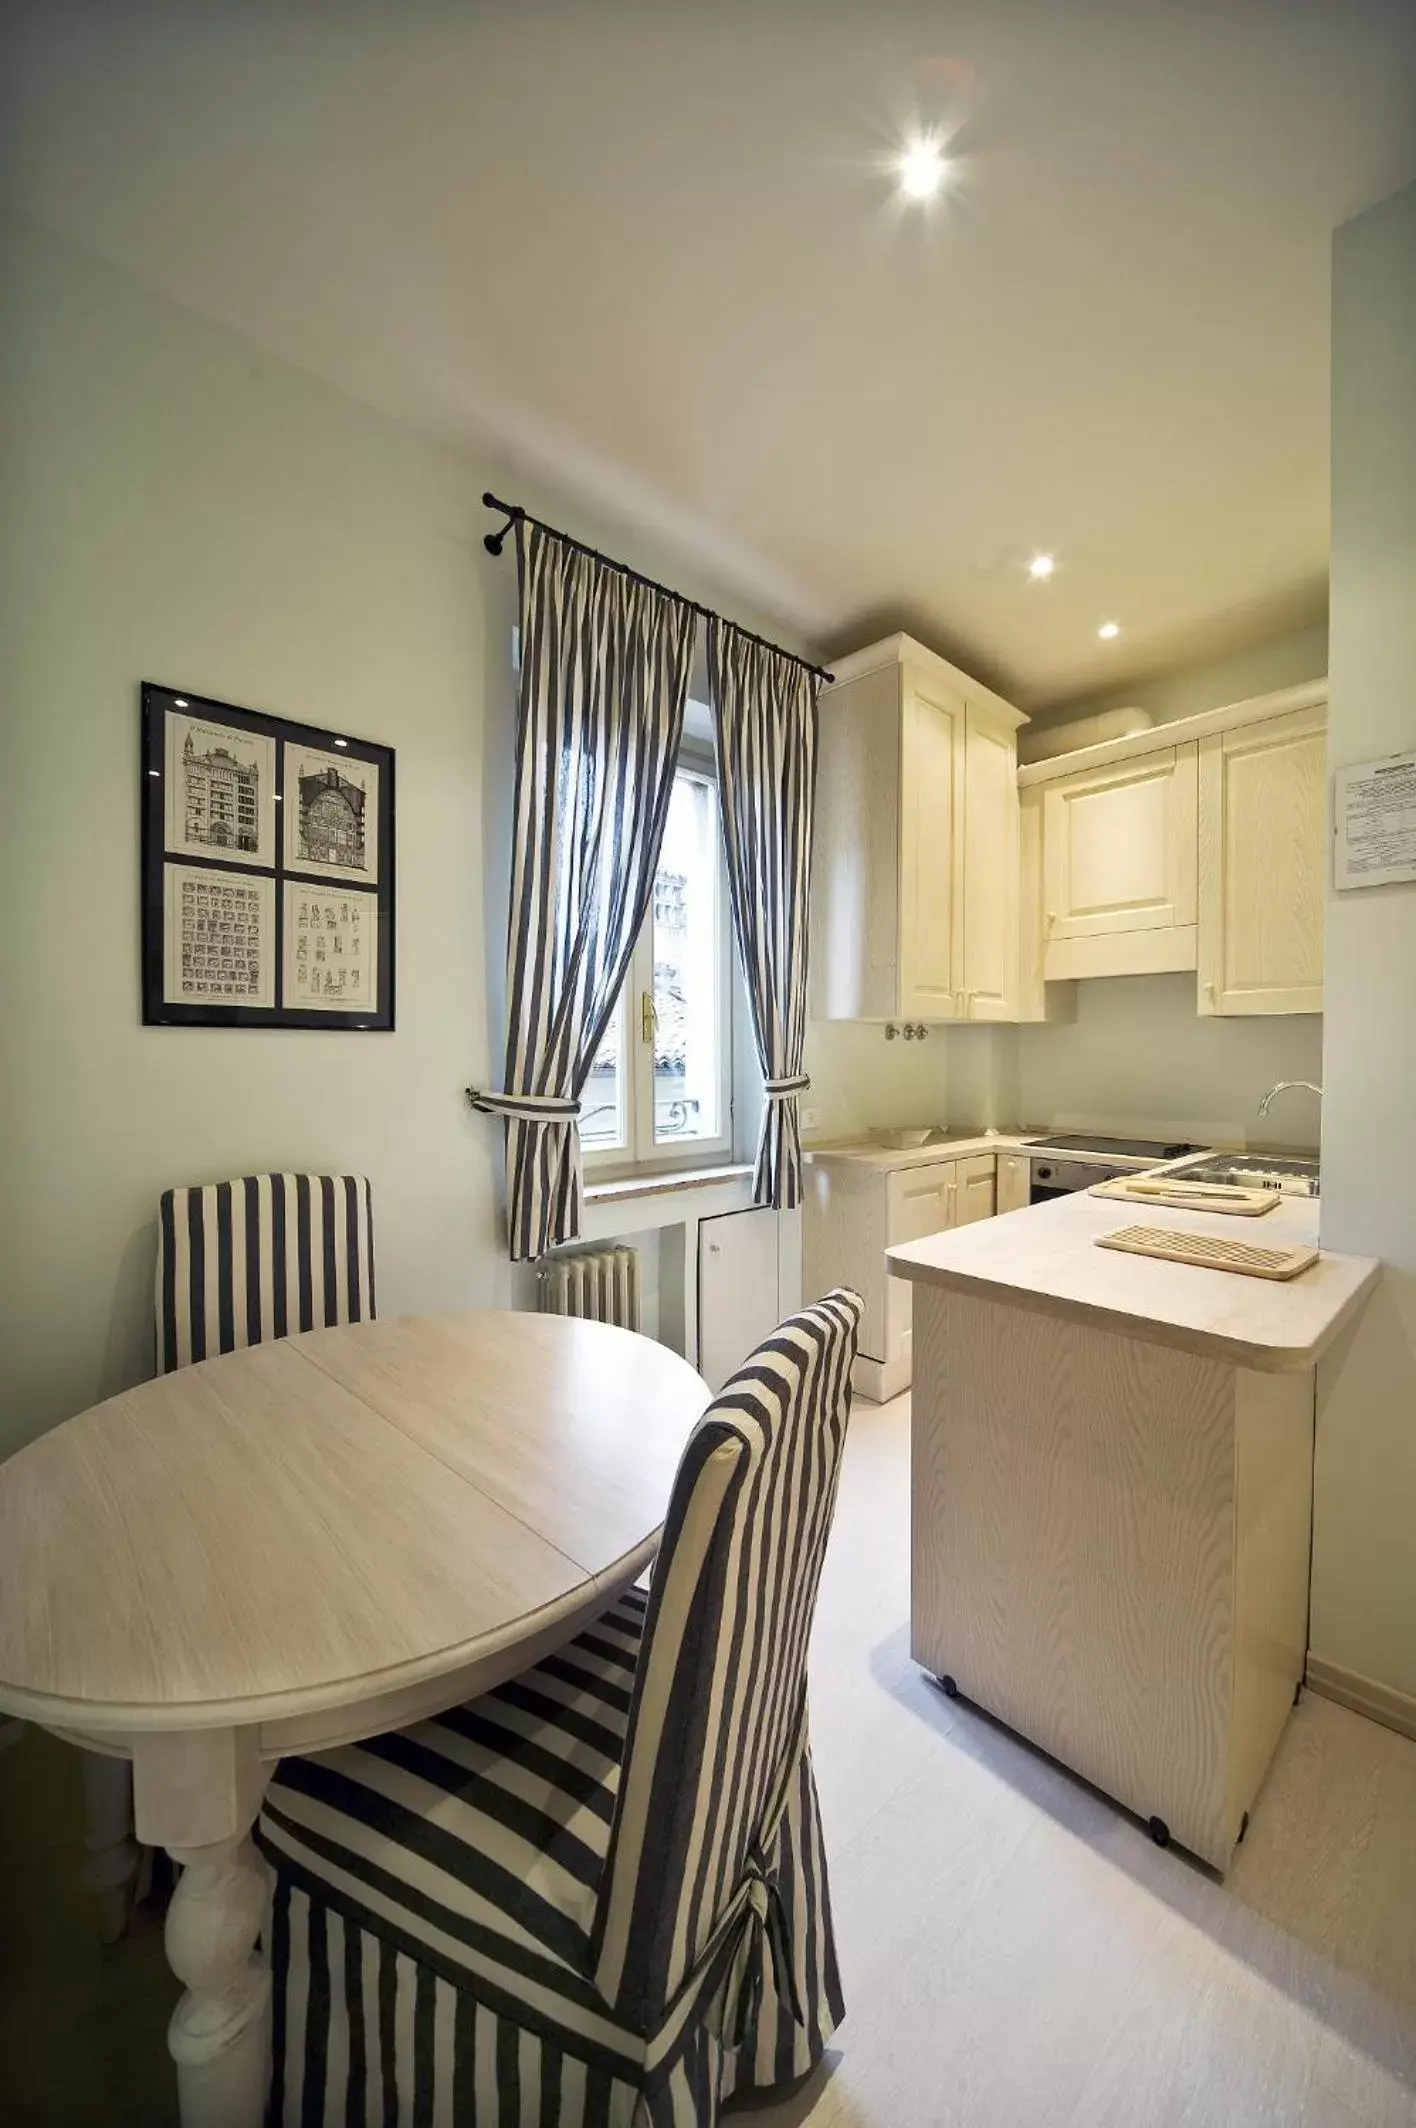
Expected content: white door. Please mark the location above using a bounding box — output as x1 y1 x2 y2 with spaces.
698 1208 781 1393
898 674 964 1020
1043 744 1198 974
1198 707 1326 1015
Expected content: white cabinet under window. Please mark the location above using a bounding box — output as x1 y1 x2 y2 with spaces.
1040 744 1198 980
1198 704 1326 1016
811 635 1026 1023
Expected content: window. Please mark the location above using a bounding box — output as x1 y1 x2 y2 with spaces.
581 760 733 1172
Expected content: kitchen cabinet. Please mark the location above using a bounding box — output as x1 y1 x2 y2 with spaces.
812 635 1026 1023
995 1152 1031 1213
1017 681 1327 1015
1198 704 1326 1016
804 1144 1008 1401
1040 743 1198 980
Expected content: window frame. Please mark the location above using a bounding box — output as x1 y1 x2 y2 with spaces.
583 748 734 1178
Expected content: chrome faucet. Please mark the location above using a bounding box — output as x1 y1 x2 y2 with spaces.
1257 1079 1323 1119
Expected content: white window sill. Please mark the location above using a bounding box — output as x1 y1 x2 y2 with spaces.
584 1162 754 1207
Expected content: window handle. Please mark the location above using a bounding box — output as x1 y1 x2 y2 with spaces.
641 991 658 1045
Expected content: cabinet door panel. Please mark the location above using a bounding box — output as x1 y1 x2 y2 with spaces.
996 1153 1031 1213
1044 745 1198 943
885 1161 957 1366
962 714 1020 1019
955 1155 997 1225
698 1209 780 1394
1199 708 1325 1016
898 680 963 1019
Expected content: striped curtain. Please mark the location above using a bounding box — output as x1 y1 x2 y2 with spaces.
706 622 819 1209
472 521 695 1260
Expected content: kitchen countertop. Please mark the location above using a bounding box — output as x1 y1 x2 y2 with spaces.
804 1129 1040 1172
886 1186 1379 1374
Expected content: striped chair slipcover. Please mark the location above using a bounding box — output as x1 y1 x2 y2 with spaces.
256 1287 863 2126
156 1172 376 1372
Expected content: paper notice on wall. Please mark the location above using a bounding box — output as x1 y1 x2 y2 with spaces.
1335 750 1416 889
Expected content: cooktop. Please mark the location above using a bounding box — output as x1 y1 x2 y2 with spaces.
1028 1133 1202 1159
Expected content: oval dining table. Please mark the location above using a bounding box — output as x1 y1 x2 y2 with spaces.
0 1308 710 2128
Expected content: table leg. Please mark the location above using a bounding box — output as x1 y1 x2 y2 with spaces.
80 1748 141 1943
131 1727 272 2128
165 1828 271 2127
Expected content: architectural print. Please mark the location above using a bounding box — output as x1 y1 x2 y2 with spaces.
163 864 275 1008
285 743 380 884
164 711 276 869
283 885 379 1012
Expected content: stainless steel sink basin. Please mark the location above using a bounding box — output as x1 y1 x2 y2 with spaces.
1171 1153 1320 1199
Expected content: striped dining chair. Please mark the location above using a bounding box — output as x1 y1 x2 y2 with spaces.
156 1171 376 1371
83 1173 377 1941
256 1286 863 2126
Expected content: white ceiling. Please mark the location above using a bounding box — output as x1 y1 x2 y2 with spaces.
4 2 1415 707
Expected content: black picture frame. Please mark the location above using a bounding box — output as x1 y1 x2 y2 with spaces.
141 682 395 1029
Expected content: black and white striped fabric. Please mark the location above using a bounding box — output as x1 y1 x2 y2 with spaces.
155 1173 375 1373
706 621 819 1211
257 1288 862 2125
470 521 695 1262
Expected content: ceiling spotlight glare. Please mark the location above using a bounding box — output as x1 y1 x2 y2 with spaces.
897 137 947 202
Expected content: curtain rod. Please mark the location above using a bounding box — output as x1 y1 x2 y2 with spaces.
481 492 835 687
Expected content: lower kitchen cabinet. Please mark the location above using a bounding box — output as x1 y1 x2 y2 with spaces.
804 1149 1001 1401
996 1152 1032 1213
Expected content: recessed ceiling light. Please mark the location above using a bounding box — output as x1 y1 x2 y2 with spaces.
174 697 189 708
1029 553 1055 580
333 737 349 748
1098 621 1120 640
897 137 947 202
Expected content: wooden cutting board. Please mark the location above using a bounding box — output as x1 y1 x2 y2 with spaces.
1096 1225 1319 1281
1090 1175 1281 1217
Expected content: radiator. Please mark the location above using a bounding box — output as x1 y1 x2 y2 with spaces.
538 1245 641 1331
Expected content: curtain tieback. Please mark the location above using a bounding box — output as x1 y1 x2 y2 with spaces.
763 1074 810 1101
466 1088 580 1121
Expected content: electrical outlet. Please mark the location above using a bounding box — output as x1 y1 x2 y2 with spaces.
801 1106 821 1131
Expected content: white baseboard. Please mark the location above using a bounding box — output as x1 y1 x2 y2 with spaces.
1306 1656 1416 1742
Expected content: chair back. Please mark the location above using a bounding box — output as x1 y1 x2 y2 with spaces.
591 1287 861 2025
156 1172 375 1372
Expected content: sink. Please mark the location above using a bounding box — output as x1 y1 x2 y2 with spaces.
1172 1153 1320 1199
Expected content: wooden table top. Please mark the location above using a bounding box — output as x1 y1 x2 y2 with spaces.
0 1311 709 1732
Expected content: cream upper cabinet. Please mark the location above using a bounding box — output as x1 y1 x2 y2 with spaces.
811 634 1025 1022
1039 743 1199 980
1198 704 1326 1016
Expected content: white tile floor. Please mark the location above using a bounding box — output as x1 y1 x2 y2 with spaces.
751 1391 1416 2128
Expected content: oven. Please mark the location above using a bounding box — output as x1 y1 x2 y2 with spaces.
1027 1135 1204 1205
1028 1156 1135 1204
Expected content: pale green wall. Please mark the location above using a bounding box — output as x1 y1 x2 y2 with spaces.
1312 181 1416 1707
1032 619 1328 735
0 217 800 1455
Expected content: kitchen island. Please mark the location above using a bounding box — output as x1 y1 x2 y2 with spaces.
889 1190 1379 1870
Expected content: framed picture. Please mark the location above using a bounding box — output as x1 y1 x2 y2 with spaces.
284 741 380 884
141 683 394 1029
